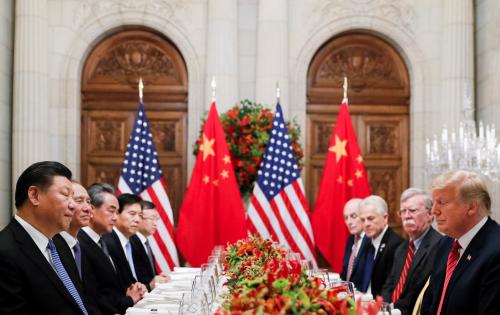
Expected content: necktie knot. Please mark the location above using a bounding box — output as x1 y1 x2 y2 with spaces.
47 239 56 251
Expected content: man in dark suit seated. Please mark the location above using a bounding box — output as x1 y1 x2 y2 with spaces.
53 181 102 315
381 188 442 315
357 195 403 297
79 183 144 314
131 200 170 291
102 193 148 293
340 198 370 291
0 161 90 314
421 170 500 315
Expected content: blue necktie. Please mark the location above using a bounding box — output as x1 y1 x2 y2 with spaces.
145 239 156 274
362 243 376 292
47 240 89 315
125 240 138 280
73 241 82 279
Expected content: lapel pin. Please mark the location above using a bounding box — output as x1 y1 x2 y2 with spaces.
380 244 386 251
467 255 471 261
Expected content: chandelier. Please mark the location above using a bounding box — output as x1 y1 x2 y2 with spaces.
425 120 500 182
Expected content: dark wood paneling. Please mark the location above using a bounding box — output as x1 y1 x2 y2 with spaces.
81 28 188 221
307 32 410 236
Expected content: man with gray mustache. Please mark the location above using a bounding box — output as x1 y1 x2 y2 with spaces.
381 188 442 315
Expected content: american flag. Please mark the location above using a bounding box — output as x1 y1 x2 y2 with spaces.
118 102 179 272
247 103 316 265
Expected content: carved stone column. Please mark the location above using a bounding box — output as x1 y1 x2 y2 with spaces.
205 0 239 112
0 0 13 227
255 0 288 109
440 0 474 129
12 0 49 181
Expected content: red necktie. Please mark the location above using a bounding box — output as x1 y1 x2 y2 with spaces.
436 240 461 315
392 241 415 302
346 235 360 281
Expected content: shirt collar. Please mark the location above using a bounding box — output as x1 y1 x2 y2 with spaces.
82 226 101 244
411 226 431 251
136 232 148 244
113 227 130 248
457 216 488 256
15 215 50 255
372 225 388 248
59 231 78 248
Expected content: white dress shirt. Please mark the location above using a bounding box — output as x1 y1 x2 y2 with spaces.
81 226 101 245
14 215 51 264
457 216 488 260
59 231 78 258
136 232 149 253
113 227 131 259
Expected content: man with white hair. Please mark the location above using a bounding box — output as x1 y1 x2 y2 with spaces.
381 188 442 315
341 198 370 288
421 170 500 315
357 195 403 297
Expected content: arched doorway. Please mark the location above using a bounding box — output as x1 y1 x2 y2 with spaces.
307 32 410 234
81 28 188 222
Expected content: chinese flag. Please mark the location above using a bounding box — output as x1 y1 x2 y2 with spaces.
176 101 247 266
311 98 371 272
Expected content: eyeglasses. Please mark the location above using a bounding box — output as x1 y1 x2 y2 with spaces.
397 208 421 216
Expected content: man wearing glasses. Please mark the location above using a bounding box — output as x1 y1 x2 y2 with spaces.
381 188 442 315
130 200 170 291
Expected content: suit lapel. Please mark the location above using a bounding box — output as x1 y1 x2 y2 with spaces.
447 220 491 291
374 228 390 267
10 221 80 310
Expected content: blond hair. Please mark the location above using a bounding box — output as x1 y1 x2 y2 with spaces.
432 170 491 215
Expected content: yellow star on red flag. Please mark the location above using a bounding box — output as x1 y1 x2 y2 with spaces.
202 175 210 184
221 170 229 179
347 179 353 187
329 135 348 162
199 133 215 161
355 169 363 179
356 155 363 163
222 155 231 164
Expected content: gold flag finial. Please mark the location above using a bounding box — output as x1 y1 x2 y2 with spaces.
211 76 216 101
343 76 348 99
138 77 144 102
276 81 280 103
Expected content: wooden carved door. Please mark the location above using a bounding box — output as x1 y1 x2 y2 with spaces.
306 33 410 234
81 29 188 223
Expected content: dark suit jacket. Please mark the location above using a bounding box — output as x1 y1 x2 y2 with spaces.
381 227 442 315
53 233 102 315
130 234 157 290
101 230 137 289
78 229 134 315
0 219 86 315
341 234 369 288
421 218 500 315
354 227 403 296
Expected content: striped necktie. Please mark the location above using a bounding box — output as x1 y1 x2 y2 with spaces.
346 235 360 281
73 241 82 279
47 240 89 315
436 240 461 315
392 241 414 302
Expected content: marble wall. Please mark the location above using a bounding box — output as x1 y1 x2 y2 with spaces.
0 0 13 227
2 0 500 227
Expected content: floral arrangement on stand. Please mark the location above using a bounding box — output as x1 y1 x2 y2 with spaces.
193 100 304 198
215 236 383 315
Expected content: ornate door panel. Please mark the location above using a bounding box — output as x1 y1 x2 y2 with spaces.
307 33 410 234
81 29 188 222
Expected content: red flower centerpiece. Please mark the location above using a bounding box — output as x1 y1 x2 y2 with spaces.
193 100 304 198
216 236 383 315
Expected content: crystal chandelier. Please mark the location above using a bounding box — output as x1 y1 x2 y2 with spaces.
424 88 500 182
425 121 500 182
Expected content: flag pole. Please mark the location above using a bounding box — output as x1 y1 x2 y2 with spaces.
276 81 280 103
343 76 348 101
138 77 144 103
211 76 216 101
